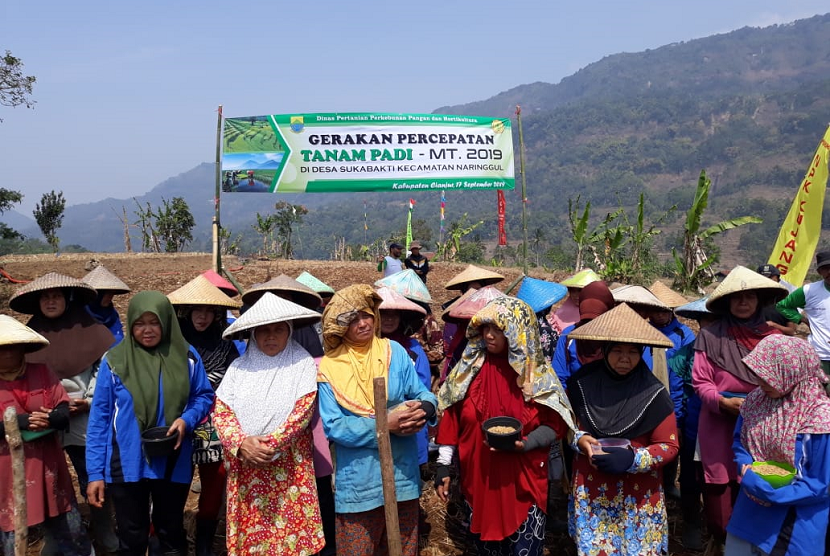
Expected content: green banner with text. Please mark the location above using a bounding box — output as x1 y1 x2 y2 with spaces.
221 113 514 193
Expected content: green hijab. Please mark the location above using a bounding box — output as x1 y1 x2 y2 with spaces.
107 291 191 432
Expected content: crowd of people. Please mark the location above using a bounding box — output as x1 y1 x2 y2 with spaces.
1 247 830 556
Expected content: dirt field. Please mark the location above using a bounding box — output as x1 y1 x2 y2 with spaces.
0 253 702 555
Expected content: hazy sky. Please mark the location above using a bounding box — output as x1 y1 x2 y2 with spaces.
0 1 823 215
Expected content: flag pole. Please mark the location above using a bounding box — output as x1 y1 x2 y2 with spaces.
213 105 223 273
516 105 529 275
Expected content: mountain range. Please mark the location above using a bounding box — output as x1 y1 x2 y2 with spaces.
5 13 830 265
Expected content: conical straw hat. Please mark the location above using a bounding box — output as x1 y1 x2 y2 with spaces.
706 265 788 314
560 269 601 289
82 265 131 295
242 274 322 310
444 265 504 291
374 269 432 303
9 272 97 314
447 286 507 323
296 271 335 296
516 277 567 313
0 315 49 352
675 294 713 321
201 269 238 297
167 275 242 309
441 288 475 323
612 285 669 311
567 303 674 348
223 292 321 339
649 281 688 309
376 287 426 315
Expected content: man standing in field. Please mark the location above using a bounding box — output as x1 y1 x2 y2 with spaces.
378 243 404 277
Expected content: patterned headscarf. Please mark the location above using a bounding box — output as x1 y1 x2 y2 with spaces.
318 285 391 417
216 323 318 436
320 284 381 353
741 335 830 466
438 297 577 432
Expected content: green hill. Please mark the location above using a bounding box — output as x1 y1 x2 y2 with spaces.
44 13 830 270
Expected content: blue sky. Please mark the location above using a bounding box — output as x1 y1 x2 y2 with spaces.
0 1 823 216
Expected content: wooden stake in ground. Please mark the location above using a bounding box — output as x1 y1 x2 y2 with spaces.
373 377 402 556
4 406 27 556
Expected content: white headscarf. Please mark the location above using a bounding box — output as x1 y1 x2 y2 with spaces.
216 324 317 436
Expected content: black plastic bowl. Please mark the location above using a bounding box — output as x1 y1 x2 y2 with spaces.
482 416 522 451
141 426 179 458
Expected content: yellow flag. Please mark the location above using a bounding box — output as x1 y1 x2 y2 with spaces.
768 125 830 286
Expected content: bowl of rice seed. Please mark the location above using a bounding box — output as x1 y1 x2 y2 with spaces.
751 460 796 488
482 416 522 451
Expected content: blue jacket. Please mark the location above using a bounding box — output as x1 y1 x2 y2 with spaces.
391 338 433 465
668 343 701 439
654 317 695 362
728 416 830 556
86 304 124 346
318 341 437 513
86 347 214 485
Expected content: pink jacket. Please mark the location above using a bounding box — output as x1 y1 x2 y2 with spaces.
692 351 755 483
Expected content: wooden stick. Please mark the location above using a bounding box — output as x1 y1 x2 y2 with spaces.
4 406 27 556
373 377 402 556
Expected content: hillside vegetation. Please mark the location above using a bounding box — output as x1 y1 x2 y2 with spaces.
14 13 830 270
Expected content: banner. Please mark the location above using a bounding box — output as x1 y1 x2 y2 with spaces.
767 125 830 284
497 190 507 246
221 113 514 193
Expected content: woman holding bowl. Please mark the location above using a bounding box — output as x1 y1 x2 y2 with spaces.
566 303 679 556
435 296 578 556
85 291 213 556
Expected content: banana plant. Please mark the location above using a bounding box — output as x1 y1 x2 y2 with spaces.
672 170 762 293
568 195 624 271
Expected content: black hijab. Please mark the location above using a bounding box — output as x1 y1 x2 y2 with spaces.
567 342 674 439
178 311 239 390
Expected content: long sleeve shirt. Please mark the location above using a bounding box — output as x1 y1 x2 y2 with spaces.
729 416 830 556
86 347 214 484
317 341 437 513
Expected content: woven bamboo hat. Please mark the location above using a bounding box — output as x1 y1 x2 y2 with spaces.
705 265 788 314
444 265 505 291
567 303 674 348
375 269 432 303
167 275 242 309
296 271 335 296
516 277 568 314
560 269 601 289
376 286 426 315
611 284 670 311
675 294 714 321
440 288 475 323
446 286 507 323
223 292 321 339
9 272 98 314
0 315 49 352
201 269 238 297
242 274 322 310
649 281 688 309
82 265 131 295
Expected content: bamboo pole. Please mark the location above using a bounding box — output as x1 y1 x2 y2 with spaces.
373 377 402 556
4 406 27 556
504 273 526 295
516 106 529 276
213 104 224 274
